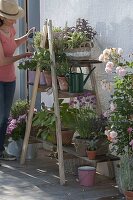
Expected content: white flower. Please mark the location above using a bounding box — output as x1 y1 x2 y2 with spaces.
105 130 110 136
116 66 121 74
98 54 104 62
103 48 110 55
110 102 116 112
117 48 123 55
110 131 118 138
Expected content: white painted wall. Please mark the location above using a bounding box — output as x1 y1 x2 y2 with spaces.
40 0 133 111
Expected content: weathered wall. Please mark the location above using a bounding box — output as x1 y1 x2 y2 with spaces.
40 0 133 111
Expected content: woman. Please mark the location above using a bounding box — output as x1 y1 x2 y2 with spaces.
0 0 34 160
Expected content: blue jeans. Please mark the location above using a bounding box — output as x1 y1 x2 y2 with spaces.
0 81 16 152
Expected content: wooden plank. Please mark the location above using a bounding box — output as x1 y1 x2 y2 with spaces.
20 66 41 164
88 63 102 115
47 19 65 185
20 22 48 165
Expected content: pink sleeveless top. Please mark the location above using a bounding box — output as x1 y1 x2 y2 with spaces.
0 26 17 82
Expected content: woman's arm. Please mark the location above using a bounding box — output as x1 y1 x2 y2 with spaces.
15 27 35 47
0 41 32 67
15 34 28 47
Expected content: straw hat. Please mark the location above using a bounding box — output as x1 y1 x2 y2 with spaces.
0 0 24 20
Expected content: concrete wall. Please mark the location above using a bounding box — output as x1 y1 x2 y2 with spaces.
40 0 133 54
40 0 133 111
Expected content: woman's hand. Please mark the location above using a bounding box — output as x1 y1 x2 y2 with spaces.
26 27 36 38
23 52 33 58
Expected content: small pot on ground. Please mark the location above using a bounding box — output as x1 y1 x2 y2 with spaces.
124 191 133 200
86 150 96 160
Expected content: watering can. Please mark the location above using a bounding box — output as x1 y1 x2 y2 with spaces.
67 67 91 93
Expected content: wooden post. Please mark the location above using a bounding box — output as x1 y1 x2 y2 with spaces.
20 23 48 165
88 64 102 115
47 19 66 185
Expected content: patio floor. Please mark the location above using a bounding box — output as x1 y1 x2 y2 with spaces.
0 148 125 200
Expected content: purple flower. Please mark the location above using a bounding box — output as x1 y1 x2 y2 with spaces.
127 127 133 134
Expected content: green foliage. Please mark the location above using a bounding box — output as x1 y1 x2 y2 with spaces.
74 108 103 139
34 48 51 71
87 137 99 151
55 53 69 76
11 121 26 141
11 99 29 119
33 31 42 49
32 101 76 140
66 32 87 49
18 48 51 71
53 18 97 53
18 58 37 71
119 155 133 191
109 74 133 156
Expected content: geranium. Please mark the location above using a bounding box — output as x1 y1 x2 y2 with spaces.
99 48 133 156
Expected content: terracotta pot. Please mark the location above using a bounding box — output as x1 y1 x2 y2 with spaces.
125 191 133 200
86 150 96 160
43 71 52 86
57 76 68 91
47 129 74 146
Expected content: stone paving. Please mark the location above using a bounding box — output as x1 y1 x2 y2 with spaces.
0 149 125 200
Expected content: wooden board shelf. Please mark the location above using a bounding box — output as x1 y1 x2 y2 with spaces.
35 138 120 167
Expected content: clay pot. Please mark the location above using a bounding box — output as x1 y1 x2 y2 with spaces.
57 76 68 91
125 191 133 200
86 150 96 160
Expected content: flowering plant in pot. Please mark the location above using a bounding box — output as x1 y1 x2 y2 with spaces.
69 92 108 156
99 47 133 196
6 99 29 140
6 99 37 158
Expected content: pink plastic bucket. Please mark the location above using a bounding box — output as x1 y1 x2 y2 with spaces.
78 166 96 187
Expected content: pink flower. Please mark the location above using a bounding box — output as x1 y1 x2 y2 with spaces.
116 67 126 77
106 61 114 69
110 131 118 138
127 127 133 134
129 139 133 147
105 62 114 73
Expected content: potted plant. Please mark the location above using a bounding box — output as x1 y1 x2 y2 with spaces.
18 48 51 86
53 18 97 58
69 92 107 156
32 100 75 145
86 137 98 160
99 47 133 197
55 52 69 91
6 99 38 159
